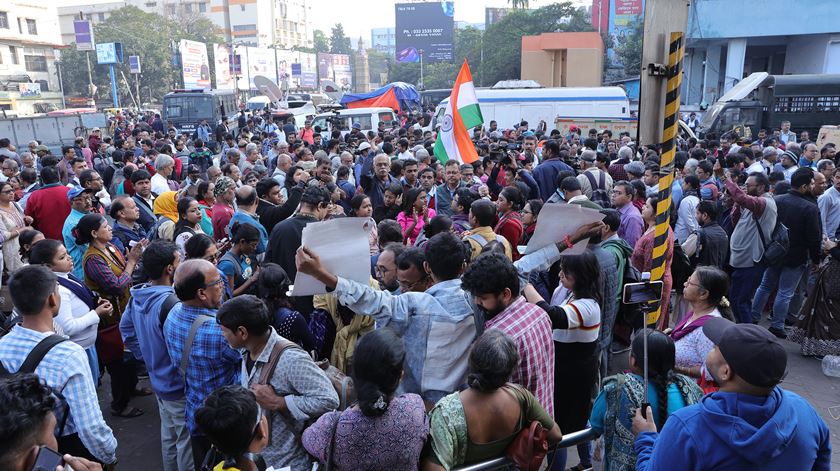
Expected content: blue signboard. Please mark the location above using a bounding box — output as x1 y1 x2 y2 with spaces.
128 55 141 74
96 42 123 65
291 63 302 75
74 20 94 51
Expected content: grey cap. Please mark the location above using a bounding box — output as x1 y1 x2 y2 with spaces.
624 160 645 176
580 149 596 162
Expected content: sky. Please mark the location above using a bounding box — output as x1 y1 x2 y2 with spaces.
309 0 590 45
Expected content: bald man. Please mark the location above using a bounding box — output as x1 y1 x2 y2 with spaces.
163 259 239 465
228 184 268 255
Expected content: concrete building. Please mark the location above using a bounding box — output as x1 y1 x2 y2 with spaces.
58 0 313 49
371 27 395 56
520 32 603 88
683 0 840 108
0 1 64 115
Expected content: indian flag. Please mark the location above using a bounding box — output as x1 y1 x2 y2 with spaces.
434 60 483 164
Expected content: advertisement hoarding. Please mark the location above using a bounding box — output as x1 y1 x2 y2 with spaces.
298 52 318 89
179 40 210 90
395 2 454 63
128 55 141 74
317 53 352 90
607 0 645 67
213 43 235 89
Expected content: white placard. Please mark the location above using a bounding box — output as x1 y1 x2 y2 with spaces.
291 217 373 296
524 203 605 255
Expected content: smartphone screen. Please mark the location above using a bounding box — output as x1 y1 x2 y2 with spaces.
622 281 664 304
31 446 63 471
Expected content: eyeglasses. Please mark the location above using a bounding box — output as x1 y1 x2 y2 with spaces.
202 277 224 289
203 253 218 263
399 275 429 292
684 279 703 289
375 265 395 277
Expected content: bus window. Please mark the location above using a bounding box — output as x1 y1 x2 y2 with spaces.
379 112 394 123
350 115 372 130
312 117 327 131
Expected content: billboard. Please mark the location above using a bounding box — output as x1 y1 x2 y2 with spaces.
179 39 210 90
298 52 318 89
317 53 352 90
485 7 513 27
213 44 235 89
395 2 454 63
128 55 141 74
606 0 645 66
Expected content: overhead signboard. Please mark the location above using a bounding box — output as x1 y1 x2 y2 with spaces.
128 55 141 74
317 53 352 90
179 39 210 90
395 2 454 63
95 42 122 64
74 20 94 51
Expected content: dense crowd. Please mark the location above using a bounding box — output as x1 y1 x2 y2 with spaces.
0 110 834 471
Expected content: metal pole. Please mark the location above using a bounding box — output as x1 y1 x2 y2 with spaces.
419 49 424 90
56 59 66 109
135 73 140 106
649 32 685 328
109 64 119 107
86 51 94 96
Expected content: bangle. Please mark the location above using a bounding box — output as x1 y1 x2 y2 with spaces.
563 234 574 249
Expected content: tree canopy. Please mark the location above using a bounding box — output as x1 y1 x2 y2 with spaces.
58 5 223 106
329 24 352 55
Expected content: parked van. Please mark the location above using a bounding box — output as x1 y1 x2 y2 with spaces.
246 95 271 111
433 87 632 131
310 107 396 140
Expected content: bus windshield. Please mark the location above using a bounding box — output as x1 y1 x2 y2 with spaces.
164 95 213 121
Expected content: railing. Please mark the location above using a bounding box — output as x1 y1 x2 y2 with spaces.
452 427 599 471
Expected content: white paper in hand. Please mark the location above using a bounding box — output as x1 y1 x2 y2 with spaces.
291 217 373 296
523 203 605 256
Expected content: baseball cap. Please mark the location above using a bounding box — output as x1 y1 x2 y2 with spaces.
702 318 787 388
91 127 101 132
352 122 362 130
35 145 49 153
357 142 371 152
67 186 93 201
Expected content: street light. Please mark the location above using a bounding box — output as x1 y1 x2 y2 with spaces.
419 48 425 91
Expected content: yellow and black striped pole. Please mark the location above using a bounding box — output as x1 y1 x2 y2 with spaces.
649 32 684 327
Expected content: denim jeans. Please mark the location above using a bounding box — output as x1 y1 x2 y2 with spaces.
730 265 765 324
750 264 807 329
157 397 194 471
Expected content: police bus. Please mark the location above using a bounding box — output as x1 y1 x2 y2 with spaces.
162 89 238 136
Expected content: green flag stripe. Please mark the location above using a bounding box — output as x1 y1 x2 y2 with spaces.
458 103 483 129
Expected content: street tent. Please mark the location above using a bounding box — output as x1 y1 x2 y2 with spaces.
340 82 420 112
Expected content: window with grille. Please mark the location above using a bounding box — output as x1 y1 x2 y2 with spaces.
0 12 8 29
24 55 47 72
815 96 840 113
9 46 18 65
774 96 816 113
26 19 36 35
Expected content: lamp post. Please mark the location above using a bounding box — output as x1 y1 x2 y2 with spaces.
419 48 425 91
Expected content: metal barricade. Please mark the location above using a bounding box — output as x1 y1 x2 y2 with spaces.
452 427 598 471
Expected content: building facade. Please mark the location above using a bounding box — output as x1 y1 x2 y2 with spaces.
0 1 64 115
58 0 313 49
682 0 840 108
521 32 603 88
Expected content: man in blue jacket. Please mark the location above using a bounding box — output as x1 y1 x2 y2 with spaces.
632 318 831 470
120 240 194 471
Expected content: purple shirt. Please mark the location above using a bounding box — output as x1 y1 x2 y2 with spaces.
617 203 644 249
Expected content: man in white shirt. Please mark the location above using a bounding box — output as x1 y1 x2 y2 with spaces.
818 167 840 239
779 120 797 145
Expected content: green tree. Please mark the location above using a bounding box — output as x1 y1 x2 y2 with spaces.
313 30 330 54
507 0 530 8
329 24 352 55
480 2 593 86
57 5 222 106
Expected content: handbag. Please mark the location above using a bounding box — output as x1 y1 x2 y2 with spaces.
315 411 342 471
506 420 550 471
504 385 550 471
95 324 124 364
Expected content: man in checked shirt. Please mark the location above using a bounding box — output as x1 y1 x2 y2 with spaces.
0 265 118 466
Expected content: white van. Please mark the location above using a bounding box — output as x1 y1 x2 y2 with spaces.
246 95 271 111
433 87 632 130
311 107 396 140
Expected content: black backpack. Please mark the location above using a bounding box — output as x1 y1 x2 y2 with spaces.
670 242 693 294
754 213 790 267
584 171 612 209
0 335 71 436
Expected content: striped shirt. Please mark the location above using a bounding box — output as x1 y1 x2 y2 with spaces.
0 325 117 463
485 296 555 417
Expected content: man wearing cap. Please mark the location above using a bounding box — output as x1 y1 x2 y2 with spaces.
88 128 102 153
62 187 94 279
632 318 831 470
775 150 799 182
577 149 613 201
623 160 645 181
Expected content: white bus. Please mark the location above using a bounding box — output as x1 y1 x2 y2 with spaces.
433 86 632 131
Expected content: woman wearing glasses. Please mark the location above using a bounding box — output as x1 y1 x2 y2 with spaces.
0 180 34 274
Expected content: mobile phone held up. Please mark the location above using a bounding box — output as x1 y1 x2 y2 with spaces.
31 446 63 471
622 281 664 305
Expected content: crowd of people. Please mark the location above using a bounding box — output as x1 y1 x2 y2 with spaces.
0 110 834 471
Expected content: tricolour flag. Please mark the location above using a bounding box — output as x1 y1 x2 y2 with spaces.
433 60 483 164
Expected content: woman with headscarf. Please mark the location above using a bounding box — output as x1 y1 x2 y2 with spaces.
152 190 179 241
